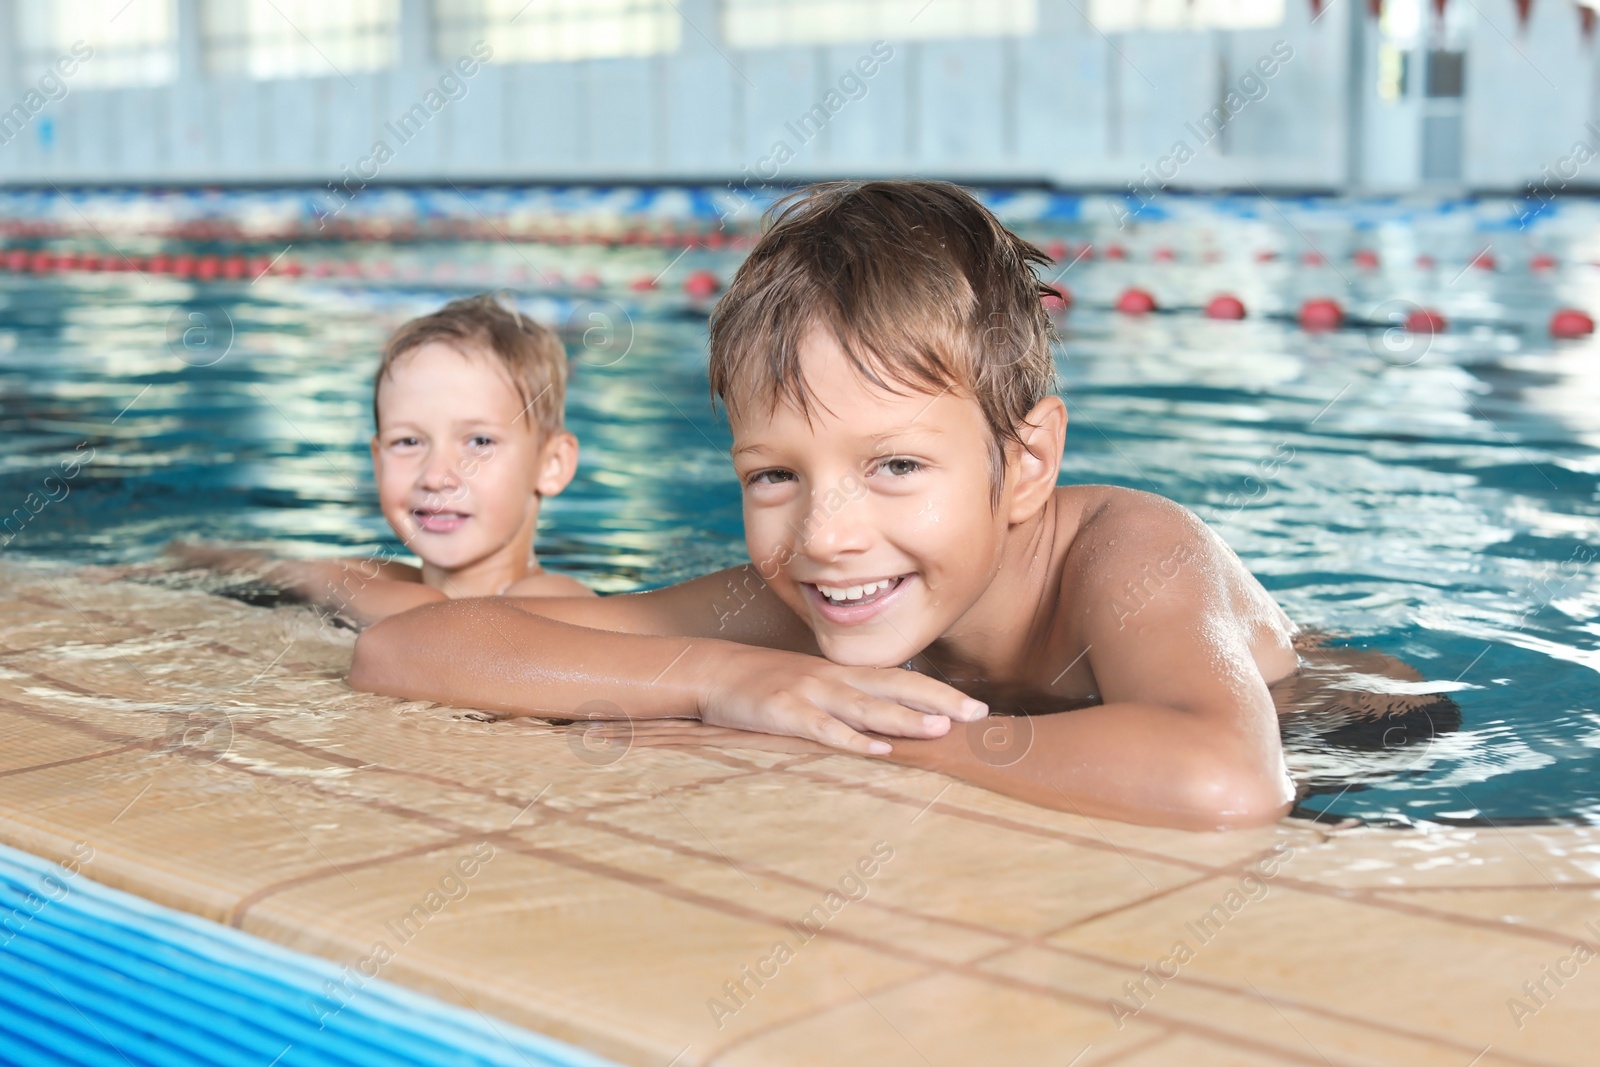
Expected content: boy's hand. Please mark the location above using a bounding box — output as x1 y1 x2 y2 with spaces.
689 642 987 754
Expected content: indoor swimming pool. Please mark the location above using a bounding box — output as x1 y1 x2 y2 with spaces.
2 184 1597 833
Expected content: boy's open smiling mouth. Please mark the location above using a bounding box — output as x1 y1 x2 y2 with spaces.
414 508 470 534
802 574 912 623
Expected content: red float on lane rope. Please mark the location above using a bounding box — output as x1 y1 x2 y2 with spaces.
1115 287 1157 315
1298 298 1343 332
1550 308 1595 338
1404 308 1446 334
1042 284 1072 312
1352 248 1380 269
684 269 720 299
1205 294 1246 320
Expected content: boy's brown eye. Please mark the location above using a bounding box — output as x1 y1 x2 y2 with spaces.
881 458 921 476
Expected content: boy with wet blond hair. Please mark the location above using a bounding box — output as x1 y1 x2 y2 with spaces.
177 294 591 623
351 182 1299 830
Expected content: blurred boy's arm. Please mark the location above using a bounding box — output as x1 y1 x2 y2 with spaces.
168 540 439 624
884 509 1297 831
350 566 985 751
303 567 446 625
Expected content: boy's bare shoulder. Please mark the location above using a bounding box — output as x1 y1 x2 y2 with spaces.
1054 484 1211 559
1052 485 1298 679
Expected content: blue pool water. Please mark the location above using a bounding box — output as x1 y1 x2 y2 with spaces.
0 842 618 1066
1 185 1597 827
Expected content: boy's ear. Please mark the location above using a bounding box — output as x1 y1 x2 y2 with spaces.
1006 396 1066 524
534 431 579 498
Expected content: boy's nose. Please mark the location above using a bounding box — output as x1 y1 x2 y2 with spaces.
794 482 872 560
417 452 464 496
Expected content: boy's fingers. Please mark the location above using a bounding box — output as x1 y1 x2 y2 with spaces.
793 705 887 755
834 694 951 739
854 669 989 722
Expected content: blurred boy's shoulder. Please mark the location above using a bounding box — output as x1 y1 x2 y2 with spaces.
504 571 595 598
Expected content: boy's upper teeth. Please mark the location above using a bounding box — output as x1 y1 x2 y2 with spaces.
817 578 893 601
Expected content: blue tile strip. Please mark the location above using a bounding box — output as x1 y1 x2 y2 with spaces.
0 843 622 1067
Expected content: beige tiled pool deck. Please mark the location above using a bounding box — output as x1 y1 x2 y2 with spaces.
2 561 1597 1066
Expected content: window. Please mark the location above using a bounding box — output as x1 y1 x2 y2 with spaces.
1087 0 1284 33
433 0 680 64
1376 45 1410 102
1380 0 1471 49
203 0 399 80
1379 0 1425 43
723 0 1035 48
1424 50 1464 99
14 0 177 87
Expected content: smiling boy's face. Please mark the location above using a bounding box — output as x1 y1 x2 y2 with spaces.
372 341 553 578
731 326 1017 668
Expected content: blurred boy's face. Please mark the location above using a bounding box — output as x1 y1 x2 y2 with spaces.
372 342 549 578
730 327 1013 668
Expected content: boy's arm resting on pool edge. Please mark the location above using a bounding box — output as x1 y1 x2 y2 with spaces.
347 566 987 753
883 518 1297 831
884 695 1291 832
